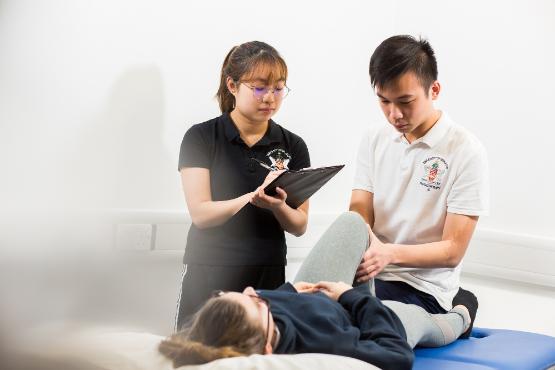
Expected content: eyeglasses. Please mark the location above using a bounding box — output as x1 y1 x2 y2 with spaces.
212 290 273 348
241 82 291 101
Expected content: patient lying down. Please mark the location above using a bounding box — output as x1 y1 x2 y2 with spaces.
159 281 470 370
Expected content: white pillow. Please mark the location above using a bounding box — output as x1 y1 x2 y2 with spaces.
64 330 379 370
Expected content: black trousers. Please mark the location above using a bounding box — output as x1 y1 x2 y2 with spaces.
175 264 285 331
375 279 447 314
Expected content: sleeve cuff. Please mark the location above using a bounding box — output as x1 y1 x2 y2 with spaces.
447 207 489 216
338 287 366 308
352 185 374 193
275 282 298 293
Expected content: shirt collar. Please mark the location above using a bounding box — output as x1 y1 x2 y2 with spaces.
223 112 241 142
223 112 282 145
392 111 452 147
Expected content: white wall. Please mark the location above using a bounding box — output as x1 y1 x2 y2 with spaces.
1 0 554 337
2 0 554 234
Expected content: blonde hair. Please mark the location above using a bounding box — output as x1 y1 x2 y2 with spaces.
159 297 266 367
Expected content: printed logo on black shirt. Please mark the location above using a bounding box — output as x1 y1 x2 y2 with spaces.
267 149 291 170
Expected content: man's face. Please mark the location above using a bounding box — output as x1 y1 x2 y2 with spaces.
376 72 440 142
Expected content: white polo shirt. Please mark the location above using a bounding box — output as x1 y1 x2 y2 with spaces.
353 111 489 310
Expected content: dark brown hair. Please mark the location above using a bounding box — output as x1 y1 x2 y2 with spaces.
216 41 288 113
369 35 438 93
159 297 266 368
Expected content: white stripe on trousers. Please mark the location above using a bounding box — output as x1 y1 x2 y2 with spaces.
174 264 188 332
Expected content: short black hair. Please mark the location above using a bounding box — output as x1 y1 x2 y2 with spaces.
369 35 438 91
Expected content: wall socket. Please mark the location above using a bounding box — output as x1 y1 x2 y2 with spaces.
115 224 154 251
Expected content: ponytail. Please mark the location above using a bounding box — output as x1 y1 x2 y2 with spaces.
217 46 238 113
159 336 243 367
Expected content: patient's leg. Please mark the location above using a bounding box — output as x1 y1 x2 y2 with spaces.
293 211 368 284
383 300 471 348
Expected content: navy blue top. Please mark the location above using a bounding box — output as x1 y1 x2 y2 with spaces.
259 283 413 370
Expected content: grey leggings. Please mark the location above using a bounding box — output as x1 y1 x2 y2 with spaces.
293 211 470 348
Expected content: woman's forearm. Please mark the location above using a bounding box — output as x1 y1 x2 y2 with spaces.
190 192 254 229
272 203 308 237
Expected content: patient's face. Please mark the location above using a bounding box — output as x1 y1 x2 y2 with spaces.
221 287 274 348
223 289 263 323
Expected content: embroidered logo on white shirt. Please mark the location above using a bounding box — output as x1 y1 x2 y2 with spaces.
420 156 448 191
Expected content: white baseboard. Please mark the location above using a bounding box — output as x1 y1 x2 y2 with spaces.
464 229 555 288
107 210 555 288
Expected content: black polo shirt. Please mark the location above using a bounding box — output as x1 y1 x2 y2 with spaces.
178 113 310 266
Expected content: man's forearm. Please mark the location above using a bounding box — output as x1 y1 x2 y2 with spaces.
388 239 461 268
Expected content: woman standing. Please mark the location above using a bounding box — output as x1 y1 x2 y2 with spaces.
175 41 310 330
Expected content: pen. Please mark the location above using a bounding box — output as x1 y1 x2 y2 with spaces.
251 157 274 171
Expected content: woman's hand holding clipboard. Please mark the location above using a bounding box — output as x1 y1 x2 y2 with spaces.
251 158 344 209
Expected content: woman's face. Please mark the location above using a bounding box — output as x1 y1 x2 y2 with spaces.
228 66 287 124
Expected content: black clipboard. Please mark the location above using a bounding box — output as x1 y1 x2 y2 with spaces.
264 165 345 209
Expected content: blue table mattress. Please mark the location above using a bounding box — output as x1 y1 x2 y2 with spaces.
413 328 555 370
